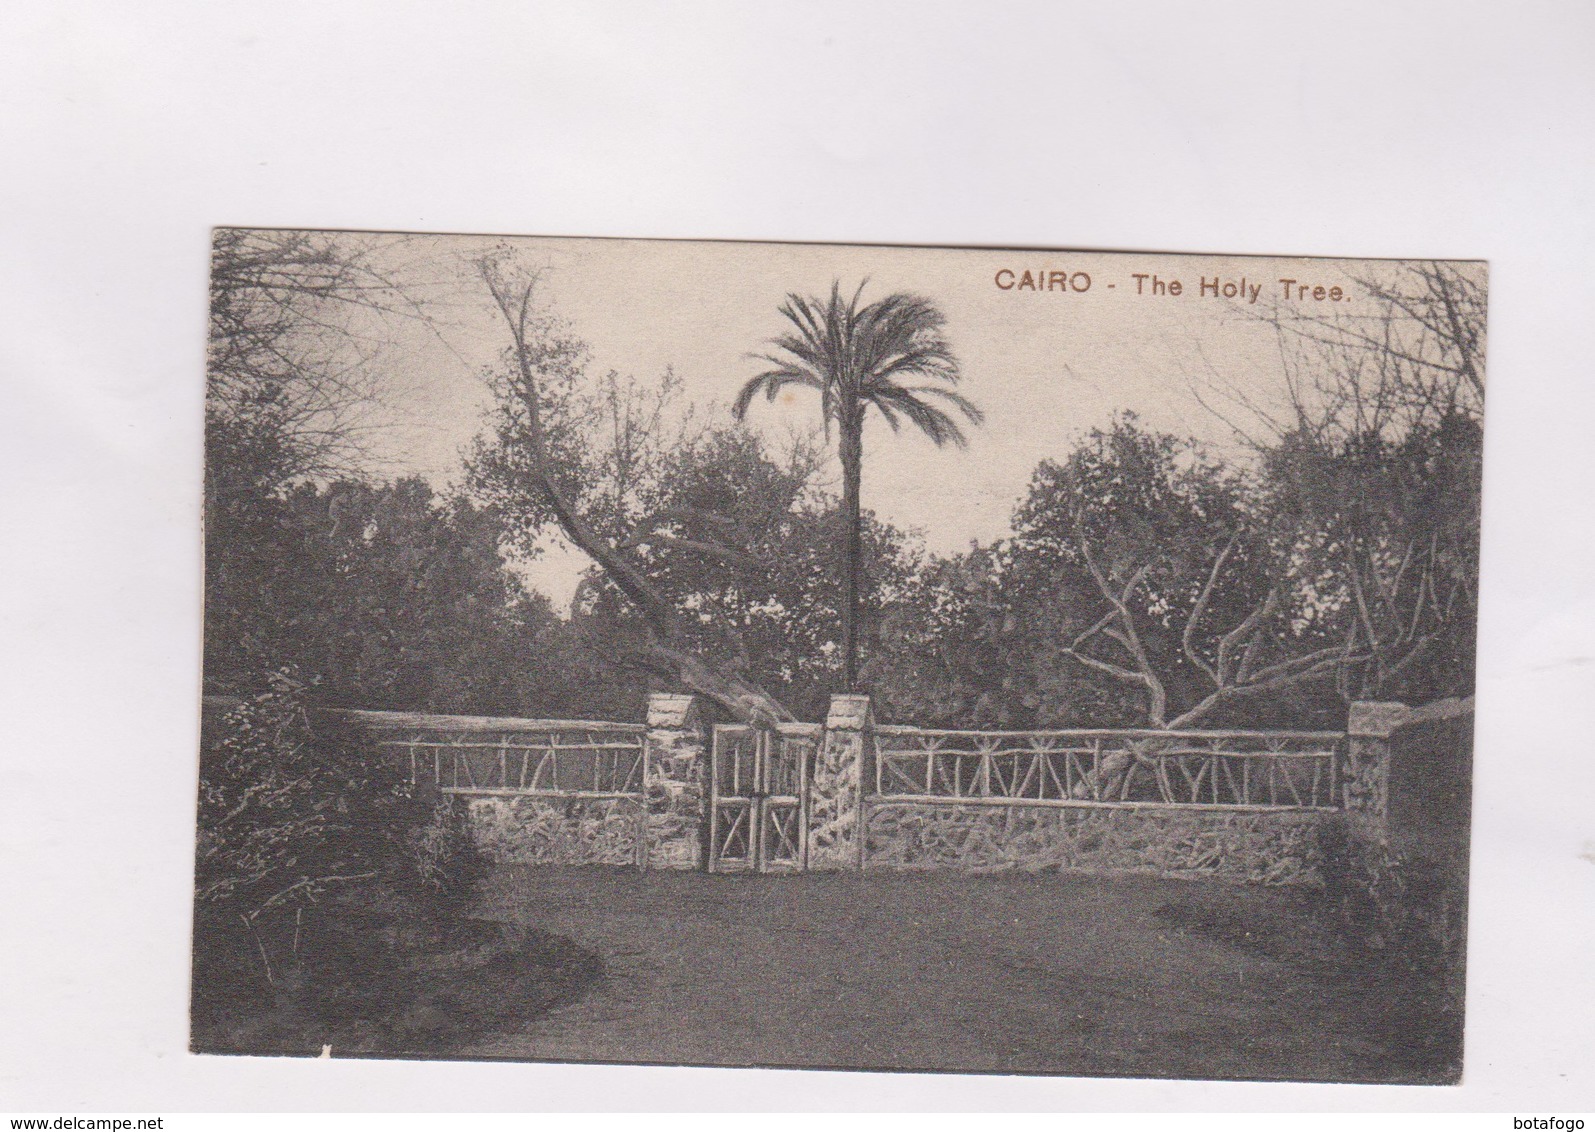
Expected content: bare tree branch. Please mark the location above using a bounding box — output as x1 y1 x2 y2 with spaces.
477 255 794 724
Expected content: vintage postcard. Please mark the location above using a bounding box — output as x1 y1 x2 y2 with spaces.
195 231 1483 1083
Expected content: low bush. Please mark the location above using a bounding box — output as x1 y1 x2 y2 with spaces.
193 671 484 1016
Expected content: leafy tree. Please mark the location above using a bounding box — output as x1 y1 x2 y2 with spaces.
866 541 1132 730
205 475 567 715
733 282 983 691
864 543 1018 727
204 229 511 707
1261 411 1481 704
471 255 847 723
1007 415 1352 730
466 284 929 722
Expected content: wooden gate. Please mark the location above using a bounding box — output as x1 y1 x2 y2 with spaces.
707 724 818 873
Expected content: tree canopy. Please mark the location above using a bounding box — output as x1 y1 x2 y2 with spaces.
202 237 1479 731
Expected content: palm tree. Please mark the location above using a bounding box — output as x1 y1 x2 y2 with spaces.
734 281 982 691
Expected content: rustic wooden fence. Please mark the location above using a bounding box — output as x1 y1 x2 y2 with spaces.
871 726 1342 811
348 709 648 799
205 693 1398 885
334 699 1469 984
344 709 656 868
863 722 1343 882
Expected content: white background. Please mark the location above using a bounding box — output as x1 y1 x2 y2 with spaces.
1 0 1591 1114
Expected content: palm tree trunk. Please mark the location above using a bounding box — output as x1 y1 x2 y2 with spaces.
840 414 863 692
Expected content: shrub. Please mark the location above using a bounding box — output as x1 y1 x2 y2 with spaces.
194 671 481 994
405 797 487 920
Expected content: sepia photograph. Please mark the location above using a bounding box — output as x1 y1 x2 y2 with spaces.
193 231 1484 1084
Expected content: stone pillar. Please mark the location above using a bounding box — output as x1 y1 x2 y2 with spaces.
1342 697 1475 1013
644 693 707 870
1344 700 1411 848
808 694 871 870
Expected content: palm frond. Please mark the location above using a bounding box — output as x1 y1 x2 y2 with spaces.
873 398 904 433
889 384 986 425
766 331 831 377
741 278 981 448
866 385 975 447
733 369 824 420
864 345 960 389
779 293 829 352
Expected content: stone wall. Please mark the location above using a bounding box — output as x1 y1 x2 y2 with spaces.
450 692 707 870
464 795 643 866
330 693 1473 900
864 802 1329 885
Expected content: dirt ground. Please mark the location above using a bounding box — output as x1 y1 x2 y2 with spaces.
462 865 1456 1083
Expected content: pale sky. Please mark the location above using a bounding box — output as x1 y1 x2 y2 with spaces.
337 234 1428 607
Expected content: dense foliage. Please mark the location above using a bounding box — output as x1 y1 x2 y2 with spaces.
466 353 922 722
204 473 577 714
195 676 483 992
202 233 1481 730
